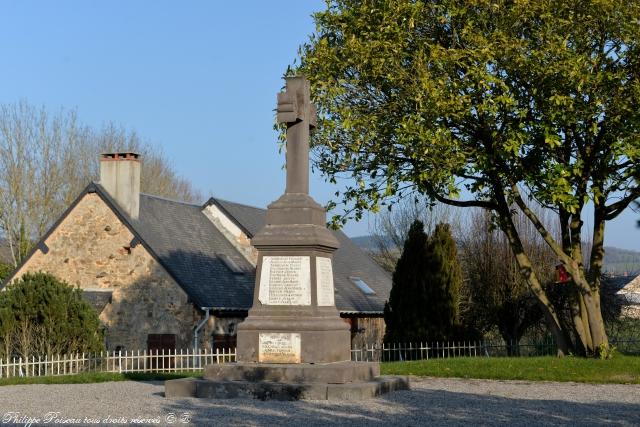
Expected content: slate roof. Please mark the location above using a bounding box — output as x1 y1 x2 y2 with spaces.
128 192 255 310
4 183 390 314
604 275 636 292
212 198 392 313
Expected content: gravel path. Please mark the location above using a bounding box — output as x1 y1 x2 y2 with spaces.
0 378 639 426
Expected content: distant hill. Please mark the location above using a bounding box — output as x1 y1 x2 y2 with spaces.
351 235 379 251
352 235 640 276
604 246 640 276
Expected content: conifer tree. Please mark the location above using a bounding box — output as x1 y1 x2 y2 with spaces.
424 223 462 341
384 220 430 343
384 221 463 344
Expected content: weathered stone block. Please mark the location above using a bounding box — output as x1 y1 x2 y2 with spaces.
164 377 198 398
203 361 379 384
164 375 409 401
326 376 410 401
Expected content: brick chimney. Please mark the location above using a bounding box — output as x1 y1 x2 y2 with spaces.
99 152 141 220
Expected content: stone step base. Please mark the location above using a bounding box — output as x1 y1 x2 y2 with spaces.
165 376 409 401
204 361 379 384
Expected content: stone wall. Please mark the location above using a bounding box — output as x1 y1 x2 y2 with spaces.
13 192 201 351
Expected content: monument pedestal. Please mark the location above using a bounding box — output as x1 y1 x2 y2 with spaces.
236 315 351 363
165 75 408 401
165 362 409 401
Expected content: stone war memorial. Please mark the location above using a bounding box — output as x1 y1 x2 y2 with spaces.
166 76 409 400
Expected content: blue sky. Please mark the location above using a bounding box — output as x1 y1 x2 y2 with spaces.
1 1 639 250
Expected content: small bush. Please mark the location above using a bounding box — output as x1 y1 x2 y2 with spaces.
0 272 104 359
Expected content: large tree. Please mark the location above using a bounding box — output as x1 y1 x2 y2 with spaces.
298 0 640 356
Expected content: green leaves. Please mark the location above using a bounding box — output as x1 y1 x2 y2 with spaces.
297 0 640 223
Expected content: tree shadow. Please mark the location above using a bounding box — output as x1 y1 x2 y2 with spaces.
160 387 640 426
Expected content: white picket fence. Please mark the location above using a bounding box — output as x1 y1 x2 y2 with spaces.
0 347 236 379
6 339 638 379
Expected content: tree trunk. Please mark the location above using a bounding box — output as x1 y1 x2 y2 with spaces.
585 207 610 356
495 201 570 356
583 290 608 355
569 289 589 356
579 292 594 353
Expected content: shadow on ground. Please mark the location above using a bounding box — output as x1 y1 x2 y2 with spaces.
160 388 640 426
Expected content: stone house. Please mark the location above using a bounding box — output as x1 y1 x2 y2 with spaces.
2 153 391 353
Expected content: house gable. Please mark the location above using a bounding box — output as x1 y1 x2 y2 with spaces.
201 200 257 265
9 190 199 350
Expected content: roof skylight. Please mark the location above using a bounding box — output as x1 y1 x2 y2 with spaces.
350 277 376 295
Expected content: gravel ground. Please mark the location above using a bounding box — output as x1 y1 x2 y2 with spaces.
0 378 639 426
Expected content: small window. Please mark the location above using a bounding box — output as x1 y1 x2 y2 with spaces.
350 277 376 295
219 254 244 275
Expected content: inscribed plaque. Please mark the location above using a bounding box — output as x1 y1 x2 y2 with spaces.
259 333 301 363
316 257 335 306
258 256 311 305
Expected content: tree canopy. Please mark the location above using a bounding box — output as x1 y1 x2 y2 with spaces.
298 0 640 356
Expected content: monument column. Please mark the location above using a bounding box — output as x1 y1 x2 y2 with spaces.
165 76 409 400
235 76 351 364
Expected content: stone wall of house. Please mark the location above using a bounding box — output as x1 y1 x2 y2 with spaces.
13 192 201 351
621 305 640 319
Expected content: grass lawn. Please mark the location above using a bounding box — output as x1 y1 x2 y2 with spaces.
2 356 639 386
0 371 201 386
381 355 640 384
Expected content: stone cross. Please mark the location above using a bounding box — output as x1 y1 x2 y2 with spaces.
277 76 317 195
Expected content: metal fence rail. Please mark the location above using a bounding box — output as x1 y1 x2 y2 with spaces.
351 338 640 362
351 340 555 362
609 338 640 355
0 348 236 379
